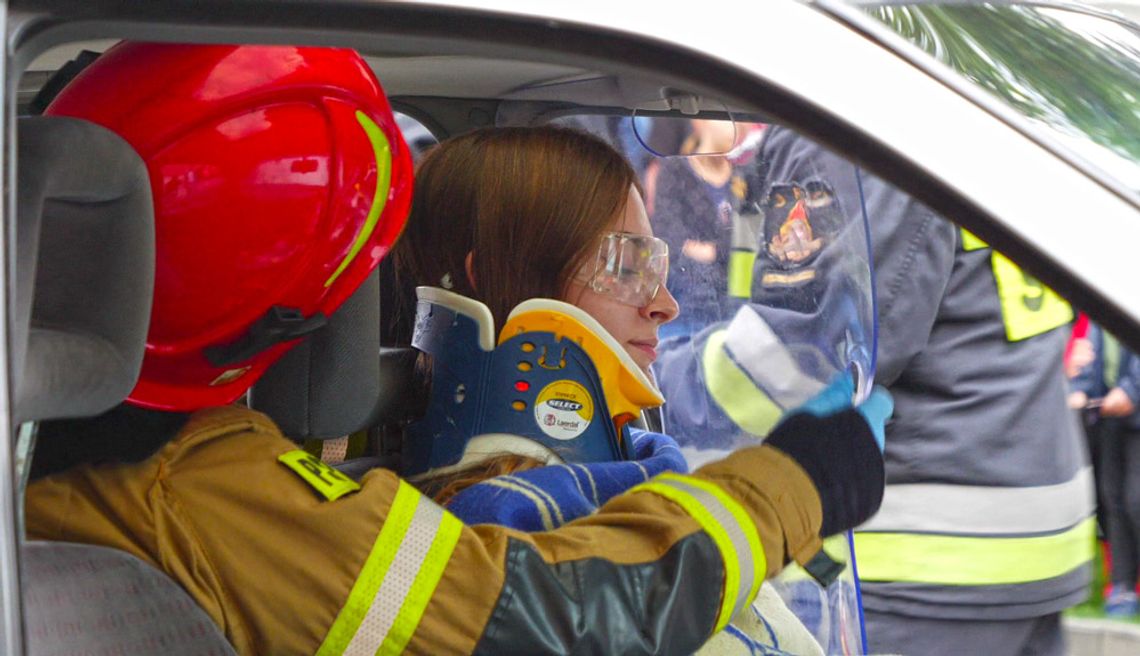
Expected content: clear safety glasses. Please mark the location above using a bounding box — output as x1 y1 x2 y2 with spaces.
577 232 669 307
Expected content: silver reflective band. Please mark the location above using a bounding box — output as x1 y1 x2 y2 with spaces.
319 481 463 656
648 475 757 623
721 305 826 410
345 497 444 654
859 466 1094 536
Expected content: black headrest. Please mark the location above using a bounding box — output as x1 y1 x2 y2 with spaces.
249 267 426 441
250 269 386 439
14 116 154 424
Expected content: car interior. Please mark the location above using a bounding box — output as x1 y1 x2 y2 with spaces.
5 1 1140 653
14 37 793 655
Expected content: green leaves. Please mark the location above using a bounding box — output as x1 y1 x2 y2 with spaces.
872 5 1140 185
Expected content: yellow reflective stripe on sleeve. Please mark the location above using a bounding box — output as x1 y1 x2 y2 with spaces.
318 481 416 654
630 473 764 633
702 330 783 437
660 473 765 605
381 511 463 655
727 249 756 298
854 516 1094 586
317 480 462 655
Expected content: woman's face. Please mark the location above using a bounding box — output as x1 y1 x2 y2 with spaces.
566 185 680 375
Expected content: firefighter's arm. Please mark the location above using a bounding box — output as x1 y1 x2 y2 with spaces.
400 407 886 655
25 406 882 655
398 446 822 655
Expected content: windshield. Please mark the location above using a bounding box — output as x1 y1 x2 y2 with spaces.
865 2 1140 192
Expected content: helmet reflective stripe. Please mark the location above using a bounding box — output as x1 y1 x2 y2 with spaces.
630 472 765 633
318 481 462 655
324 111 393 288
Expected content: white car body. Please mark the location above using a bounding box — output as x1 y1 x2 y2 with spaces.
1 1 1137 651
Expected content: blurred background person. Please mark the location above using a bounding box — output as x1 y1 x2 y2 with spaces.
652 119 746 337
1069 322 1140 618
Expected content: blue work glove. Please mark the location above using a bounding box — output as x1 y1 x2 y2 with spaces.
797 373 857 417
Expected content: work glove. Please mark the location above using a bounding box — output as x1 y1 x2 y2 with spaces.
765 374 892 537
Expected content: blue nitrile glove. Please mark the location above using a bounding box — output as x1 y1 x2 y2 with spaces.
792 375 892 451
856 386 893 451
797 373 856 417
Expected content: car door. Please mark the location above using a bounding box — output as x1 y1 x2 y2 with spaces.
2 1 1138 652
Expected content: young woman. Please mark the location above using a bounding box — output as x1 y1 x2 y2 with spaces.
386 125 891 654
385 125 678 369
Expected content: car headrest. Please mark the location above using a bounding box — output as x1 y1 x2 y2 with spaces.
250 269 389 439
14 116 154 424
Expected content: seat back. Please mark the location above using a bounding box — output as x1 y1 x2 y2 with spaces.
249 269 384 439
250 271 426 476
22 542 236 656
15 115 234 655
14 116 153 423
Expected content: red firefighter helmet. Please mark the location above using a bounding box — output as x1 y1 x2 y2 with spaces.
46 42 412 411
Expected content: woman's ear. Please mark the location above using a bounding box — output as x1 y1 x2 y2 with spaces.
465 251 477 290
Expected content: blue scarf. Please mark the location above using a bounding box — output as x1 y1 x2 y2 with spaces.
445 429 687 531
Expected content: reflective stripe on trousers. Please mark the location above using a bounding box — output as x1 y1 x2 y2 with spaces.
318 480 463 655
630 472 765 633
855 467 1095 586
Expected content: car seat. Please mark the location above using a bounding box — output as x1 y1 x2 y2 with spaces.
249 269 423 477
15 115 236 655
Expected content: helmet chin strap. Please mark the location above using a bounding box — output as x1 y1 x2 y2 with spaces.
203 306 328 367
401 287 662 477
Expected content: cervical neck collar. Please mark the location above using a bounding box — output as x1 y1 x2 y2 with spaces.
402 287 663 478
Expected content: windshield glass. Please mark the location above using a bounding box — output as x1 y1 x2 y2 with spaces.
866 3 1140 191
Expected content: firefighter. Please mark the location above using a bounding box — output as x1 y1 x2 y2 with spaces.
662 125 1092 655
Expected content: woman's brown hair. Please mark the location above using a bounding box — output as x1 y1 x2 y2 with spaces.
385 126 640 497
415 454 547 505
386 125 641 340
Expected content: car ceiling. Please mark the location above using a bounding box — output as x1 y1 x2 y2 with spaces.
20 40 754 120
